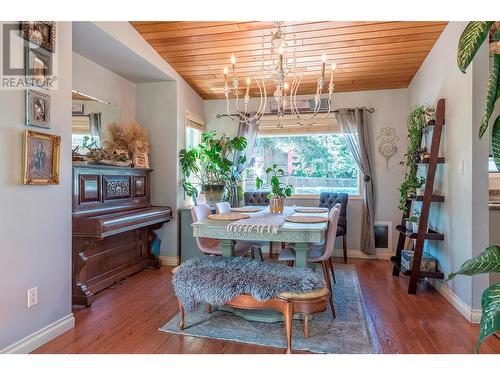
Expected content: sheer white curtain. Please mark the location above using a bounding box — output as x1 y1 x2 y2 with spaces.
335 108 376 254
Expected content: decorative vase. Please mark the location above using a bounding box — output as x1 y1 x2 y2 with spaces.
201 184 225 206
269 196 285 214
412 222 419 233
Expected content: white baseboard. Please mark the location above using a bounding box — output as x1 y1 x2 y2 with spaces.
160 255 180 267
0 313 75 354
427 279 481 323
333 248 393 260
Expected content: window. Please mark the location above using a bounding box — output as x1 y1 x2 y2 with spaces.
72 115 100 152
244 133 360 196
185 110 205 148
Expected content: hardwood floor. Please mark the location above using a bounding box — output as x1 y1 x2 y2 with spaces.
34 259 500 354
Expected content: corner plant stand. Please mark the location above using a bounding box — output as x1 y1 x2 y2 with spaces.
391 99 446 294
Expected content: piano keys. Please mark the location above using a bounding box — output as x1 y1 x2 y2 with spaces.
72 164 172 306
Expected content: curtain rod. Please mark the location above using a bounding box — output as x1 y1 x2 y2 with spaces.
216 107 375 119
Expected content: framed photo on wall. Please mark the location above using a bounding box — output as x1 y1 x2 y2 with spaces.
22 130 60 185
26 89 50 128
20 21 56 53
25 46 52 90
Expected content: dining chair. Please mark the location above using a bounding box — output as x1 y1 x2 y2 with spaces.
214 201 266 260
215 201 231 214
277 206 341 318
319 192 349 263
191 204 255 257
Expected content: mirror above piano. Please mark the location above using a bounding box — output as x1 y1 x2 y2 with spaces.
71 90 150 168
71 90 120 154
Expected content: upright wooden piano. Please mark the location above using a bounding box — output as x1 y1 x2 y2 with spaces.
72 164 172 306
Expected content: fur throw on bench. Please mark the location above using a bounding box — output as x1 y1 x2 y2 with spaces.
172 256 324 311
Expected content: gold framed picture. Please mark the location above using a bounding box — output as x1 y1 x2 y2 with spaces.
20 21 56 53
23 130 60 185
133 153 149 168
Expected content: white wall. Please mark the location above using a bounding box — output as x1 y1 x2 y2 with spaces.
73 52 136 125
408 22 489 309
136 82 178 256
89 22 204 258
0 22 73 350
203 89 409 255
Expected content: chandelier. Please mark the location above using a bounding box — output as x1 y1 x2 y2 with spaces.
223 22 337 127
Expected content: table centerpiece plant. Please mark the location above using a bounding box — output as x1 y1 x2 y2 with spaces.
179 130 247 206
255 164 293 214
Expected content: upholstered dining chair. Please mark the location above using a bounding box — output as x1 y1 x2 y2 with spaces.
191 204 256 257
277 206 341 318
244 191 270 206
215 201 266 260
319 192 349 263
215 201 231 214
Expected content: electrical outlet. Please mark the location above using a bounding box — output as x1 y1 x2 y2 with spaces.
27 287 38 308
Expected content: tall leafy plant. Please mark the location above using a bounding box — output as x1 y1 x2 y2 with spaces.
179 130 247 200
398 105 435 213
448 246 500 352
455 21 500 352
457 21 500 166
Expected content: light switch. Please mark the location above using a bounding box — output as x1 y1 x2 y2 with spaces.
459 160 464 175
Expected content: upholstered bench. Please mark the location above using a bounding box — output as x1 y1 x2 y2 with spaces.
171 257 329 354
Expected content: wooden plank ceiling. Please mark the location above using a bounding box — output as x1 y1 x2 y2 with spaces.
131 21 447 100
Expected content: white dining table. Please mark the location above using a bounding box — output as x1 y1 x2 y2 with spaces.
191 206 328 267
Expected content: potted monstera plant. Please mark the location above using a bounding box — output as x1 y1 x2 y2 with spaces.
255 164 293 214
448 246 500 352
454 22 500 352
179 130 247 206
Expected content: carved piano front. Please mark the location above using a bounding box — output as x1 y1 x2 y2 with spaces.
72 164 172 306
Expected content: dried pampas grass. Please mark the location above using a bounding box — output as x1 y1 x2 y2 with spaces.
103 121 150 157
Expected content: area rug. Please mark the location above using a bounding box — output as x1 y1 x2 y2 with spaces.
159 263 375 354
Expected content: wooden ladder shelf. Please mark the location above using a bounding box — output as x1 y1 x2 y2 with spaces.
391 98 446 294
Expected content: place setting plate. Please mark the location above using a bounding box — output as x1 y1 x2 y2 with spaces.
285 216 329 224
208 213 250 221
230 207 263 213
294 207 329 213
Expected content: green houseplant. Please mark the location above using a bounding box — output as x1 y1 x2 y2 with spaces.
179 130 247 205
455 21 500 352
398 105 435 213
457 22 500 167
448 246 500 352
255 164 293 213
406 208 421 233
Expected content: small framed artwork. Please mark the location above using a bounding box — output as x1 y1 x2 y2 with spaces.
72 103 85 115
26 89 50 128
23 130 61 185
133 153 150 168
25 46 52 89
20 21 56 53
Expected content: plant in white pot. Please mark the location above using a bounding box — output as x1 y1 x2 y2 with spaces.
179 130 247 206
255 164 293 214
406 209 421 233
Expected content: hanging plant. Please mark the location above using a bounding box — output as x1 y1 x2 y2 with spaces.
457 21 500 168
398 105 435 213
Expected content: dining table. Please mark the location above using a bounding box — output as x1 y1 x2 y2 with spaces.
191 205 329 268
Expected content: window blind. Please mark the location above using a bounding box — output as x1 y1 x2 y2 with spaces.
257 113 339 135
